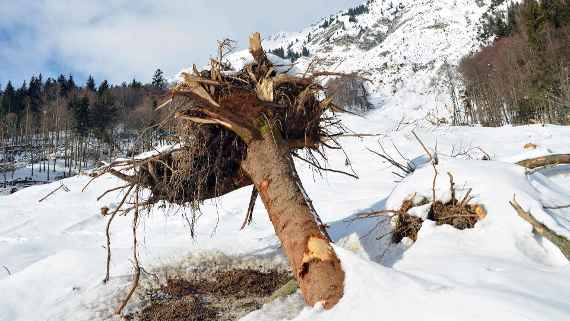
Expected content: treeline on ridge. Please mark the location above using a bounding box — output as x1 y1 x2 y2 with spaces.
461 0 570 126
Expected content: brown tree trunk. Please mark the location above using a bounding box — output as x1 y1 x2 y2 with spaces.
241 126 344 309
516 154 570 169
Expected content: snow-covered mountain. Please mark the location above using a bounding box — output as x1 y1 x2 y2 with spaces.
255 0 503 122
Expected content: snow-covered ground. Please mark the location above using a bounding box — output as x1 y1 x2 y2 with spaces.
1 107 569 320
0 160 70 195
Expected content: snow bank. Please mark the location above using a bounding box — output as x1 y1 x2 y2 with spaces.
2 121 569 321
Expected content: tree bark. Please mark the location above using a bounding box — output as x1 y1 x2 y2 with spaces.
241 126 344 309
510 198 570 260
516 154 570 169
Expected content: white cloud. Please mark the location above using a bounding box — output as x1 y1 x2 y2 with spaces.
0 0 360 85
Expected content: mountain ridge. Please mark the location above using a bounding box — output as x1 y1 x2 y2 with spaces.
253 0 510 123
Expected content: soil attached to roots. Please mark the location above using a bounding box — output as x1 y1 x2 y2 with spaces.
129 268 291 321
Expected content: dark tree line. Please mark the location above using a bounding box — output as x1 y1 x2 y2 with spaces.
0 69 170 182
461 0 570 126
269 46 310 62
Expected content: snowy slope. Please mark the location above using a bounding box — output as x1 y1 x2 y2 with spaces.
1 112 570 320
186 0 507 122
247 0 497 122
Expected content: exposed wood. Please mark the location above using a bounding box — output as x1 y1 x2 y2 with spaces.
516 154 570 169
248 32 270 67
241 126 344 309
510 197 570 260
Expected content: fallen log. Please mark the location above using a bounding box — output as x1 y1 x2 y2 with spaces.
510 197 570 260
516 154 570 169
98 32 353 311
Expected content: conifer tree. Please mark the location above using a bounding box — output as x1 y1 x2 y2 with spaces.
98 80 110 96
86 75 97 92
1 82 15 115
151 69 166 90
70 95 90 136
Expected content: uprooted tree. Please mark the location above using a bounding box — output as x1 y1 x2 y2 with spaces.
96 33 359 311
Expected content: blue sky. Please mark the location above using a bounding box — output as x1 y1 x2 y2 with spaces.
0 0 360 87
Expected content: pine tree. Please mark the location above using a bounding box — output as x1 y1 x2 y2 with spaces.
86 75 96 92
28 75 43 114
270 47 286 59
44 78 58 102
152 69 166 89
91 89 117 141
69 95 91 136
98 80 110 96
57 74 76 97
67 75 76 91
129 78 142 89
1 82 15 115
14 82 28 116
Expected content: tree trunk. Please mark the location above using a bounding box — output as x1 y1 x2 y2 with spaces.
516 154 570 169
241 126 344 309
510 198 570 260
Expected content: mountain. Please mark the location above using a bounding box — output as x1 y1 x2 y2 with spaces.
253 0 511 123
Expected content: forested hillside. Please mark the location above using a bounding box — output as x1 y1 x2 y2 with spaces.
461 0 570 125
0 70 169 186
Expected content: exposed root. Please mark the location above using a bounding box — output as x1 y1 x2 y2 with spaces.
87 32 358 234
115 186 142 315
88 33 358 312
392 200 424 243
104 184 135 284
240 187 258 230
359 172 486 244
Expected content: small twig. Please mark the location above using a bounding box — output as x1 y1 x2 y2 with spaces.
356 209 400 219
293 153 359 179
411 130 433 162
431 162 438 203
544 204 570 210
339 133 382 138
241 186 258 230
97 184 131 201
367 147 413 176
2 265 10 276
459 188 473 207
82 171 107 192
38 183 69 203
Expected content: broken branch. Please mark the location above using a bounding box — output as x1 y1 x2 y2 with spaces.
510 196 570 260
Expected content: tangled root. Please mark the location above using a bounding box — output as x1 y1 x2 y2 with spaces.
391 193 487 244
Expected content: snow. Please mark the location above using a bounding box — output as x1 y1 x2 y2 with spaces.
0 160 70 195
1 116 569 321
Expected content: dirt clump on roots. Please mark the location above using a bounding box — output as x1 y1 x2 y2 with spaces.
129 267 291 321
428 200 484 230
391 200 424 243
391 193 487 244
